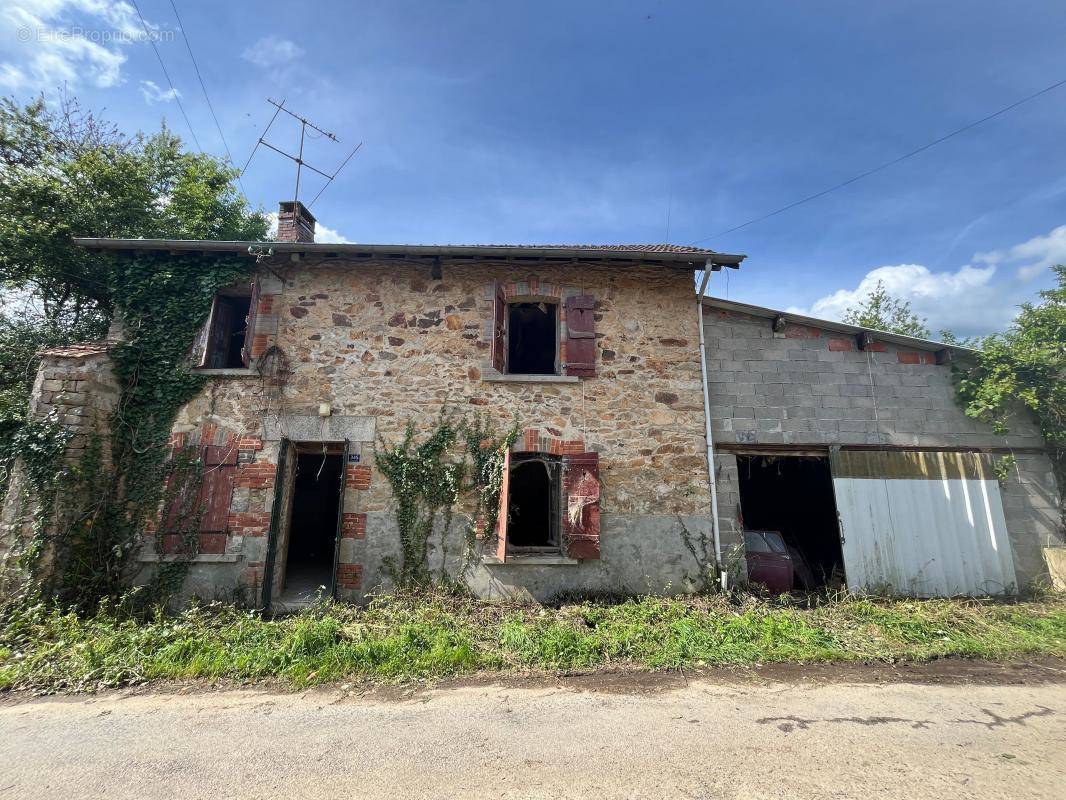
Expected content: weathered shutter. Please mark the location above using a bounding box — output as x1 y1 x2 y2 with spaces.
492 282 507 373
192 295 219 368
199 445 238 532
495 448 510 561
563 452 601 559
331 439 350 596
564 295 596 377
206 298 235 368
241 276 261 367
261 439 293 610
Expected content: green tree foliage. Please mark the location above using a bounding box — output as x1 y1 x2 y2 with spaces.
954 265 1066 529
841 280 931 339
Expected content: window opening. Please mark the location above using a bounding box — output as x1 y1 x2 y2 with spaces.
205 294 252 369
507 454 560 550
507 301 557 375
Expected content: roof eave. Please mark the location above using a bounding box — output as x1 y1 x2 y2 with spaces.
73 238 746 267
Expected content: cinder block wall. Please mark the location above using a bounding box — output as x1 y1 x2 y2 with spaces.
703 305 1061 589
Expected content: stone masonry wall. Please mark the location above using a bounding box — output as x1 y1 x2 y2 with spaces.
704 305 1061 588
163 258 713 603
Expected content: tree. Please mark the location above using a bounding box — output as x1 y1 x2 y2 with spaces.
841 280 931 339
954 265 1066 530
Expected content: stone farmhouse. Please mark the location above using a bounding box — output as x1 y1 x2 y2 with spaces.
2 201 1061 607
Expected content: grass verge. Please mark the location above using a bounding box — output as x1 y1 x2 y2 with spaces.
1 592 1064 693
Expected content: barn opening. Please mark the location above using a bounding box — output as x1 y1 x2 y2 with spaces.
507 454 560 550
737 454 844 591
281 451 342 600
507 302 557 374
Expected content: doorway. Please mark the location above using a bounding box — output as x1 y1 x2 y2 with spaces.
737 455 845 591
278 450 343 603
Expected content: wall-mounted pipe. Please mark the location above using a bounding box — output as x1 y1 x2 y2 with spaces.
696 262 727 590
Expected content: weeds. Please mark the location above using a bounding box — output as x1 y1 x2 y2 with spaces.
0 592 1063 693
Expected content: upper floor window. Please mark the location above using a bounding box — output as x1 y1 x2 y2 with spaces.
507 301 558 375
193 278 260 369
491 283 596 378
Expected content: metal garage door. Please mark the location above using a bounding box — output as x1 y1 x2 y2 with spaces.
829 450 1016 597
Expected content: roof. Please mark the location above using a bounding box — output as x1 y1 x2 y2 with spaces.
39 341 116 359
703 296 974 355
73 238 745 268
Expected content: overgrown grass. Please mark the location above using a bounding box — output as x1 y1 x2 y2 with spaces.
1 592 1063 693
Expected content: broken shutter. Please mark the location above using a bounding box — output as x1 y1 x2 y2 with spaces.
199 445 238 532
564 295 596 377
192 295 219 368
331 439 350 596
261 439 293 610
492 281 507 373
206 298 235 368
241 276 261 367
563 452 601 559
829 450 1016 597
495 449 510 561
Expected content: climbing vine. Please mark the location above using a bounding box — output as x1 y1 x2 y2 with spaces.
375 412 518 589
7 252 255 613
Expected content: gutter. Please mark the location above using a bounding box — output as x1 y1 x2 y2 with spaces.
696 261 727 591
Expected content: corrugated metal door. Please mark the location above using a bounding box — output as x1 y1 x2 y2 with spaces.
830 450 1016 596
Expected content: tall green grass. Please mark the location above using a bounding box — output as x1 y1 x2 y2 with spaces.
1 592 1063 693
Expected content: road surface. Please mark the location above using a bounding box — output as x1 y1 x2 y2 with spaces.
2 662 1065 799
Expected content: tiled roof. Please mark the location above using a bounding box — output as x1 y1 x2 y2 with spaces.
472 243 717 254
39 341 116 359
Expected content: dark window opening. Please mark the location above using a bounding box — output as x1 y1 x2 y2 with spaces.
206 294 252 369
283 452 342 598
507 454 560 550
737 455 845 592
507 302 557 375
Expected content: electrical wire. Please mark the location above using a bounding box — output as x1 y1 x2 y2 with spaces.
130 0 202 152
691 76 1066 244
166 0 244 193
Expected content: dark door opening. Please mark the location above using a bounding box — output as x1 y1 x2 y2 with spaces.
507 454 560 550
507 302 557 374
282 451 342 599
737 455 844 591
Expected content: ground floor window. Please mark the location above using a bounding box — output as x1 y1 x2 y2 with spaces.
506 453 561 551
737 455 844 592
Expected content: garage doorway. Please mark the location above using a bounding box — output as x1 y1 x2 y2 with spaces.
737 455 845 591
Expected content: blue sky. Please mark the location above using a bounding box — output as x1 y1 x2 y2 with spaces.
2 1 1065 336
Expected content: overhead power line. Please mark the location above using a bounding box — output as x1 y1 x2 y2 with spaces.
130 0 202 152
692 76 1066 244
166 0 243 191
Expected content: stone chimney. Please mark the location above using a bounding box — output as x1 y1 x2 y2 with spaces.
276 200 316 243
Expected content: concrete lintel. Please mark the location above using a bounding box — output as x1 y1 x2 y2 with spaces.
262 414 376 443
482 372 580 384
138 553 241 564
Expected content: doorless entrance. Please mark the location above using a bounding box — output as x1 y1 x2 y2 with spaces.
279 451 342 601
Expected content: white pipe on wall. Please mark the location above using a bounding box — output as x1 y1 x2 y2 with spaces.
696 262 727 590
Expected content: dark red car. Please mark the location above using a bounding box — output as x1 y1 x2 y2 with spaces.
744 530 794 594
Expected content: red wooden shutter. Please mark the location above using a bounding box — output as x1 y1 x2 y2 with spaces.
241 276 261 367
199 445 238 532
565 295 596 377
495 449 510 561
192 295 219 368
492 282 507 373
563 452 600 559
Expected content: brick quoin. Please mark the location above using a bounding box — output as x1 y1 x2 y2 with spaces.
236 462 275 489
228 511 270 536
335 563 363 590
341 513 367 539
827 338 856 352
250 334 270 358
236 436 264 452
346 464 371 490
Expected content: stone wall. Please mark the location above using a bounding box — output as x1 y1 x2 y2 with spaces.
163 258 713 603
703 304 1061 589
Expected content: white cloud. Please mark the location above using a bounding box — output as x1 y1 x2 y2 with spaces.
266 212 353 244
803 262 1001 337
0 1 152 92
974 224 1066 281
138 79 179 104
241 36 304 69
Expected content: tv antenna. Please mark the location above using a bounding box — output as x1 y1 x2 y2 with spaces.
240 98 363 208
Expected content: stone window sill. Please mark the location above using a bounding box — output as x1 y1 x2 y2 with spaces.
191 367 258 378
482 554 580 566
483 373 579 384
138 553 241 564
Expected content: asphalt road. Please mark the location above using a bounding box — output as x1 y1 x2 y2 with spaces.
2 665 1065 799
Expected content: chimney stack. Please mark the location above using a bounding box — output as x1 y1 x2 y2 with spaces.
276 200 316 243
